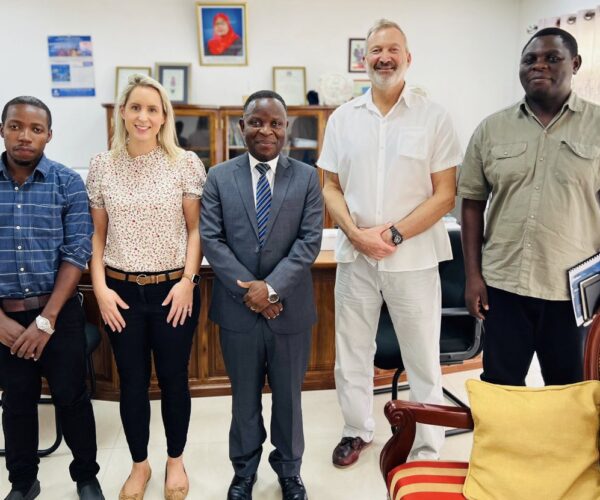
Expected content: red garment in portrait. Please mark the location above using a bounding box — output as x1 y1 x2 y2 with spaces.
207 13 241 55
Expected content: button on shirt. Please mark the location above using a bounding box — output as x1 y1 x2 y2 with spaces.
318 87 463 271
458 93 600 300
0 153 93 298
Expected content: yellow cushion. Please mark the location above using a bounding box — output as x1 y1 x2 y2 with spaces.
463 380 600 500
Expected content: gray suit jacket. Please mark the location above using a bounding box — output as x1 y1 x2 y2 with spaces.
200 153 323 334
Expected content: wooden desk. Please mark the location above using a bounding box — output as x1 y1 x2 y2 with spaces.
80 251 480 401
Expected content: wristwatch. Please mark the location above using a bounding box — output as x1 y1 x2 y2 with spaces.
266 283 280 304
35 315 54 335
390 225 404 246
183 273 201 285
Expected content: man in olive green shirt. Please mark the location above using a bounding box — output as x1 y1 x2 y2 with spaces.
458 27 600 386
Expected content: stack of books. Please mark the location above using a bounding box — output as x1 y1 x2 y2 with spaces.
568 252 600 327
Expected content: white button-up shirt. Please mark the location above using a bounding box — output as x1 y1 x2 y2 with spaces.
318 87 463 272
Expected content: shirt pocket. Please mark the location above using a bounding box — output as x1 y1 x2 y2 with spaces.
396 127 427 160
29 203 63 238
554 140 599 187
488 142 528 182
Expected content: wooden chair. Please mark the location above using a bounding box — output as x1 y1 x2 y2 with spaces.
379 314 600 498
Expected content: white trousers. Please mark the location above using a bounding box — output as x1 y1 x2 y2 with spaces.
334 255 445 460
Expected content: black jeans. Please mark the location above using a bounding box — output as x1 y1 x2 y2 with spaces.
481 286 588 386
0 296 99 489
106 272 200 462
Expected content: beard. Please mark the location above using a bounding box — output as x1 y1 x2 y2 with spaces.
9 153 43 169
367 62 405 90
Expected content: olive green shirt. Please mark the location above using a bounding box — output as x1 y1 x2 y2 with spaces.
458 93 600 300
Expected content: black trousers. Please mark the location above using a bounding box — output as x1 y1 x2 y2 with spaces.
481 286 588 386
0 296 99 489
219 319 311 479
106 274 200 463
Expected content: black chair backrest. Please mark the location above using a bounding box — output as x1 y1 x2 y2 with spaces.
375 225 483 370
439 227 466 309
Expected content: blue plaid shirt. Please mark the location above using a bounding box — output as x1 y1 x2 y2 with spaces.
0 153 93 298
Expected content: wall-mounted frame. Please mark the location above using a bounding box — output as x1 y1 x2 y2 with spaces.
273 66 306 106
196 2 247 66
115 66 151 99
348 38 366 73
353 79 370 97
155 63 191 104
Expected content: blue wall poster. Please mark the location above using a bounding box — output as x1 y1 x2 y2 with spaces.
47 35 96 97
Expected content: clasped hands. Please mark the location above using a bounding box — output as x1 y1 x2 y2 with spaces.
237 280 283 320
0 315 51 361
351 222 397 260
96 279 195 333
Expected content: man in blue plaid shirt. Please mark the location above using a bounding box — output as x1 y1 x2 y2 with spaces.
0 96 103 500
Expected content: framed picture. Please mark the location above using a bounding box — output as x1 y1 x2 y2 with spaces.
273 67 306 106
115 66 151 99
155 63 191 104
196 2 247 66
348 38 366 73
353 79 370 97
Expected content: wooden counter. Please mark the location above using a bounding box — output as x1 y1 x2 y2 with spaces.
80 251 480 401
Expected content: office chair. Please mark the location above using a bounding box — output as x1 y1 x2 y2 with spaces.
374 226 483 437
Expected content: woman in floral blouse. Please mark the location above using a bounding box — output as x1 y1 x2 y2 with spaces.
87 74 206 500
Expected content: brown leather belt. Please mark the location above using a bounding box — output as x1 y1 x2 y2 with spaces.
1 294 51 313
106 268 184 286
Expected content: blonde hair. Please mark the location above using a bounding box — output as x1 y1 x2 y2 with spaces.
111 74 183 161
366 19 409 49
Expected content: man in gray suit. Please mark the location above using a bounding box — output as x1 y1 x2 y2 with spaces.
201 90 323 500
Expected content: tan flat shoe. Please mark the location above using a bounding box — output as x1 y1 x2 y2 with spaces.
164 464 189 500
119 468 152 500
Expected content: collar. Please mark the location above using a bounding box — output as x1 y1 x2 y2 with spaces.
518 91 583 117
0 152 49 180
248 153 279 174
353 84 414 113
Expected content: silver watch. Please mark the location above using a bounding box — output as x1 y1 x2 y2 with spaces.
266 283 279 304
35 315 54 335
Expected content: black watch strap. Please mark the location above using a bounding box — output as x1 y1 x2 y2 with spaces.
390 226 404 246
183 273 201 285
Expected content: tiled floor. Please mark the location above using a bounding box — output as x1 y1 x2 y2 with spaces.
0 361 544 499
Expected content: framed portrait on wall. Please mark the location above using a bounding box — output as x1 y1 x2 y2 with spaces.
273 67 306 106
196 2 247 66
348 38 366 73
115 66 151 99
155 63 191 104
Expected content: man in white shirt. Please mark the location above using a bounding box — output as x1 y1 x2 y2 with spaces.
318 19 462 466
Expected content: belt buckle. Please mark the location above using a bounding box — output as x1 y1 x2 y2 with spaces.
135 274 148 286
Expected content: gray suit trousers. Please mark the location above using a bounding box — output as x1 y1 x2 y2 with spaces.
219 319 311 478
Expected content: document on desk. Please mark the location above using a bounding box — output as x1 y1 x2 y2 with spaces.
568 251 600 326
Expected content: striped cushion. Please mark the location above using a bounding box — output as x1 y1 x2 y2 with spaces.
387 461 468 500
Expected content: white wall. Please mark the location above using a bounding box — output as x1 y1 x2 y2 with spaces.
1 0 523 171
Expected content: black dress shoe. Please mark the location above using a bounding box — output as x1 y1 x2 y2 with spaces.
76 478 105 500
4 480 40 500
227 474 257 500
278 475 308 500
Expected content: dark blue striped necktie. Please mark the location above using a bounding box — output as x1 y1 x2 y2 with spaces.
255 162 271 247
